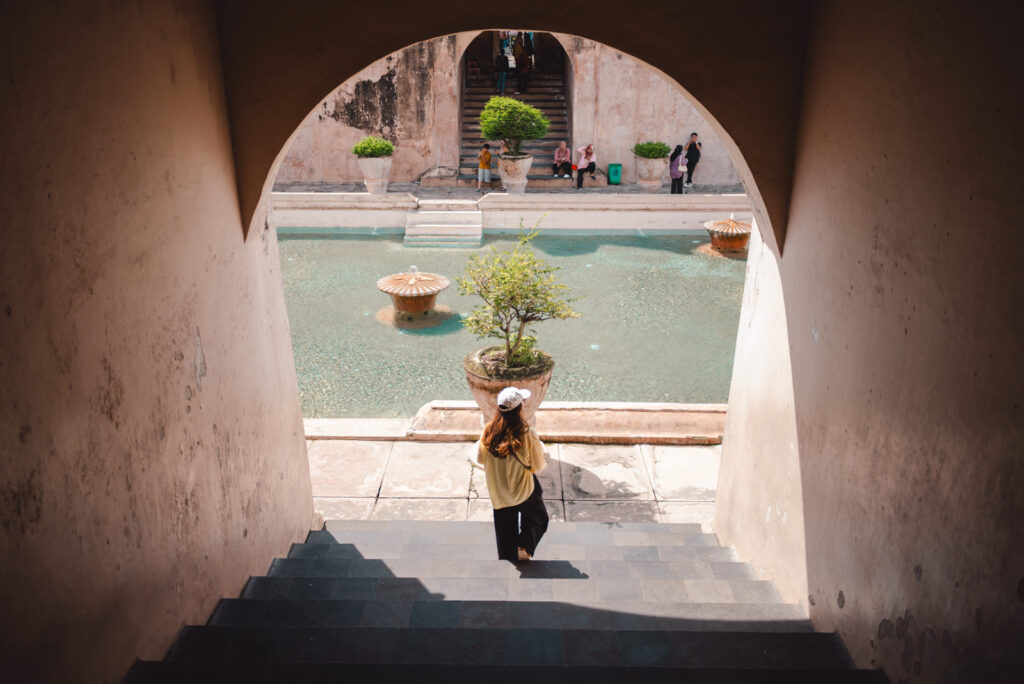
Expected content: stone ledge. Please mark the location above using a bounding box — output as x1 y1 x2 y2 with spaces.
302 401 726 445
477 193 751 212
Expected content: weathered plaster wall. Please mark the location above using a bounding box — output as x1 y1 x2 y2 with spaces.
275 31 738 187
553 34 739 186
715 221 807 609
275 33 475 185
718 1 1024 680
0 3 312 682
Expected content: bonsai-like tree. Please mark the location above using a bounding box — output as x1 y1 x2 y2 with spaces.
631 141 672 158
458 229 579 369
479 97 550 157
352 136 394 157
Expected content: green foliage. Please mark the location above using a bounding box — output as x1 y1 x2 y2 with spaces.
352 136 394 158
631 141 672 159
458 227 579 369
479 97 550 156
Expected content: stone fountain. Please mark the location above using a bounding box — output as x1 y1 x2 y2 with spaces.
703 216 752 252
376 265 451 326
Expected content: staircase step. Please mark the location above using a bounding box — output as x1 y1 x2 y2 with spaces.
320 521 704 533
405 210 483 227
128 661 887 683
320 524 719 547
404 223 482 235
467 87 564 94
211 598 809 631
241 575 779 605
165 625 854 670
415 198 479 209
270 557 757 581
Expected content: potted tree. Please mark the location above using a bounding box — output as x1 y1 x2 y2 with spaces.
479 97 550 193
458 229 579 424
352 136 394 193
632 141 671 192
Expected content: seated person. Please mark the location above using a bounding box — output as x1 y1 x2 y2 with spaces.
552 141 572 178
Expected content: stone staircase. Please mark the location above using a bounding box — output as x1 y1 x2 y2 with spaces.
127 520 884 682
460 71 606 189
404 199 483 247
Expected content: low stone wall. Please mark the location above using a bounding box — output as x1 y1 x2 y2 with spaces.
270 191 752 234
271 192 418 230
479 193 751 233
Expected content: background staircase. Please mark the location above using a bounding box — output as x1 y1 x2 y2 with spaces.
127 520 885 682
459 71 606 189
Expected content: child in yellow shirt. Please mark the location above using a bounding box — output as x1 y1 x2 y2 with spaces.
476 143 492 192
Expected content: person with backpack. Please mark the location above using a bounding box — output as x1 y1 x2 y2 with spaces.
475 387 549 562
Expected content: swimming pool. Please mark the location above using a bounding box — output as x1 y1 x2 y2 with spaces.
279 233 745 418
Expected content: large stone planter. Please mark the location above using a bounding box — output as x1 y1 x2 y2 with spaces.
357 156 393 193
463 346 554 425
498 154 533 193
634 155 669 192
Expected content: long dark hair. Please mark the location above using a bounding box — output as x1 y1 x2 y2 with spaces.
670 144 684 161
482 404 526 459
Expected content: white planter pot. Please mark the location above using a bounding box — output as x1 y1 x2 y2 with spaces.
499 154 534 193
634 155 669 192
357 156 393 193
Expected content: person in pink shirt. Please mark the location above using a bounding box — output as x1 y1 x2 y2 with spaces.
575 144 596 190
552 141 572 178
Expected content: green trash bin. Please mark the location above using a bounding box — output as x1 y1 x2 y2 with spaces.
607 163 622 185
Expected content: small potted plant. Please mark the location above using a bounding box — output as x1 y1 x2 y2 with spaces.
479 97 550 193
458 228 579 423
632 141 672 192
352 135 394 193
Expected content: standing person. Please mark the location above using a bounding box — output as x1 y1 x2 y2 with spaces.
552 141 572 177
684 132 702 187
669 144 686 194
516 51 532 94
512 36 525 93
496 140 511 191
476 143 492 192
494 50 509 94
575 144 597 190
476 387 549 562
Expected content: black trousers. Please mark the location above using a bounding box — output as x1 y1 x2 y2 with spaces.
670 177 684 193
492 475 549 561
686 159 699 184
518 70 530 93
576 162 596 188
553 161 572 176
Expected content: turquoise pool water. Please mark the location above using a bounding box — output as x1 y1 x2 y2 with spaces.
279 234 745 418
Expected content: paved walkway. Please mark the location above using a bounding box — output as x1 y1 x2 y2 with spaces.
309 440 720 532
275 181 744 199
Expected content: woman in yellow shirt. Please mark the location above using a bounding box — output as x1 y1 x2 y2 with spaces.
475 386 549 561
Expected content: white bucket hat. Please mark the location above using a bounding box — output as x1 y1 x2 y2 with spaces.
496 386 532 411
